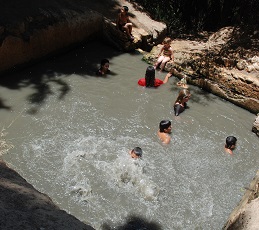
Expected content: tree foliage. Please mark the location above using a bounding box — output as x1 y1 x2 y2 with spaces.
132 0 259 35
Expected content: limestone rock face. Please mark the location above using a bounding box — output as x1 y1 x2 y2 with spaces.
252 114 259 136
101 1 167 52
223 171 259 230
143 27 259 114
0 10 103 74
0 0 166 74
0 160 94 230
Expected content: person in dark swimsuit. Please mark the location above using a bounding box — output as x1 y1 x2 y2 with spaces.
174 89 191 116
116 6 134 41
138 66 173 87
96 59 110 76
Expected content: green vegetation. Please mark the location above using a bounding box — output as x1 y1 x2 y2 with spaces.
132 0 259 35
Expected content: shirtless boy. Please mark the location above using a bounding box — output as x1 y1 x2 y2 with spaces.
157 120 172 144
116 6 134 41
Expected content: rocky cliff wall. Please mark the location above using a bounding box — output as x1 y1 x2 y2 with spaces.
0 10 103 74
143 28 259 114
223 171 259 230
0 0 166 75
0 159 94 229
0 1 258 229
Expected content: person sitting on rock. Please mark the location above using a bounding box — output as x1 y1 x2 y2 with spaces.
116 6 134 41
154 37 174 72
174 89 191 116
138 66 173 87
157 120 172 144
224 136 237 155
96 59 110 76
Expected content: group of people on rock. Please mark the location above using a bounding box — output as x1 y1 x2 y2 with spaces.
96 5 237 156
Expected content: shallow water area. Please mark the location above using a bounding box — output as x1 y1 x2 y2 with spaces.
1 41 259 230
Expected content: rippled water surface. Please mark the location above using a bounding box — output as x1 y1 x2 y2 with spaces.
1 41 259 229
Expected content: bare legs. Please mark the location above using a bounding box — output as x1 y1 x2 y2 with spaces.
154 56 170 71
122 23 134 40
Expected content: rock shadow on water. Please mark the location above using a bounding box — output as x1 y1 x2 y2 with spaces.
0 41 123 115
101 215 162 230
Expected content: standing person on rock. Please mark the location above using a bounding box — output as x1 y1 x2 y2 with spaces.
116 6 134 41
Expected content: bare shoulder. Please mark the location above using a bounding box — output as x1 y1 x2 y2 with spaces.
157 131 170 144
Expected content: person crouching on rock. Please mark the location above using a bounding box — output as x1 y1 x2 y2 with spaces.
116 6 134 41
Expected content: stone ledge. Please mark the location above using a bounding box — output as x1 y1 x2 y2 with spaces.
223 170 259 230
142 35 259 114
0 160 94 229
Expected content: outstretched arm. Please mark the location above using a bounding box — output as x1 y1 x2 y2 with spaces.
162 72 173 83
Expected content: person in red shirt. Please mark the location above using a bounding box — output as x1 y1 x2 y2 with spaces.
138 66 172 87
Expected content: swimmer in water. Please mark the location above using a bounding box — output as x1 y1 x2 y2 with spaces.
129 147 142 159
224 136 237 155
96 59 110 76
174 89 191 116
157 120 172 144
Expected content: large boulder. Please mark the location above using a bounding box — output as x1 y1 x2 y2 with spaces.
0 0 167 74
143 27 259 114
102 1 166 52
0 8 103 74
223 170 259 230
0 160 94 230
252 114 259 137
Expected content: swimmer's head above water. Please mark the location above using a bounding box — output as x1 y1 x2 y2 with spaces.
130 147 142 158
159 120 172 133
225 136 237 155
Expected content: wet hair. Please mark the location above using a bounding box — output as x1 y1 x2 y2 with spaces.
163 37 172 45
225 136 237 149
145 66 155 87
123 6 129 12
101 59 109 67
132 147 142 157
174 89 190 104
159 120 171 132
